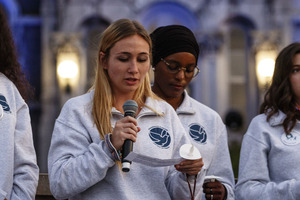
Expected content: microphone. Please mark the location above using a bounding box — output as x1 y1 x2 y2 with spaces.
121 100 138 172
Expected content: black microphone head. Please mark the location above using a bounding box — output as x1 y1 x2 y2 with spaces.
123 100 138 117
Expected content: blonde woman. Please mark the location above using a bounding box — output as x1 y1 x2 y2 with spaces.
48 19 204 200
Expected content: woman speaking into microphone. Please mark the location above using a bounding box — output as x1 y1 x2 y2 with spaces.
48 19 204 200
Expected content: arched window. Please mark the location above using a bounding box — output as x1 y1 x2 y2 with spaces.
80 16 110 90
139 1 199 32
223 14 257 132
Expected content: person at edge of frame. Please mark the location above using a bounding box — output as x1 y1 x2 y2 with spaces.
0 4 39 200
235 42 300 200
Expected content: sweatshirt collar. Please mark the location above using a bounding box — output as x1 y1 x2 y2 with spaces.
176 90 195 115
111 97 164 118
269 110 287 126
269 109 300 126
139 97 165 116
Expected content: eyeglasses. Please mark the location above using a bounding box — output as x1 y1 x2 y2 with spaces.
160 58 200 78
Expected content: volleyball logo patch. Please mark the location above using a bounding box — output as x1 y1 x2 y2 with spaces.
149 126 171 148
0 94 11 113
281 131 299 146
189 123 207 144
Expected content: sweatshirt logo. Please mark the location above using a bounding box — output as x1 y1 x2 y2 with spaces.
0 104 3 119
149 126 171 148
281 131 299 146
0 94 11 113
189 123 207 144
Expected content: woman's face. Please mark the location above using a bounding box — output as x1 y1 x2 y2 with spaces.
103 34 150 98
152 52 196 100
290 53 300 105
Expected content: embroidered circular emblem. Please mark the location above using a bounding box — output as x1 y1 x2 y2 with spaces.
0 104 3 119
281 131 300 146
149 126 171 149
189 123 207 144
0 94 11 112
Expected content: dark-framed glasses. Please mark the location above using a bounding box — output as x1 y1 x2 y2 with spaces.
161 58 200 78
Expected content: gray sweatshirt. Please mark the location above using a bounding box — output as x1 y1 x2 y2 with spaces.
48 91 205 200
177 91 235 200
0 73 39 200
235 111 300 200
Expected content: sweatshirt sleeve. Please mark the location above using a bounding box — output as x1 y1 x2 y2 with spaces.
204 123 235 200
47 108 116 199
235 133 300 200
11 102 39 200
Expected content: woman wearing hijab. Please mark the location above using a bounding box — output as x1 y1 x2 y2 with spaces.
150 25 235 200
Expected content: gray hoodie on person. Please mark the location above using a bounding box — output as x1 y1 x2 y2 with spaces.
235 111 300 200
0 73 39 200
48 90 205 200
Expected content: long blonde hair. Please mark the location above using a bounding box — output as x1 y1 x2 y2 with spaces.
91 19 157 139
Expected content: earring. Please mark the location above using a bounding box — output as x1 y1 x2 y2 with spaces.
151 65 155 71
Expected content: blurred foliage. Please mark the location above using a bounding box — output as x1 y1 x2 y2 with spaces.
229 141 241 179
